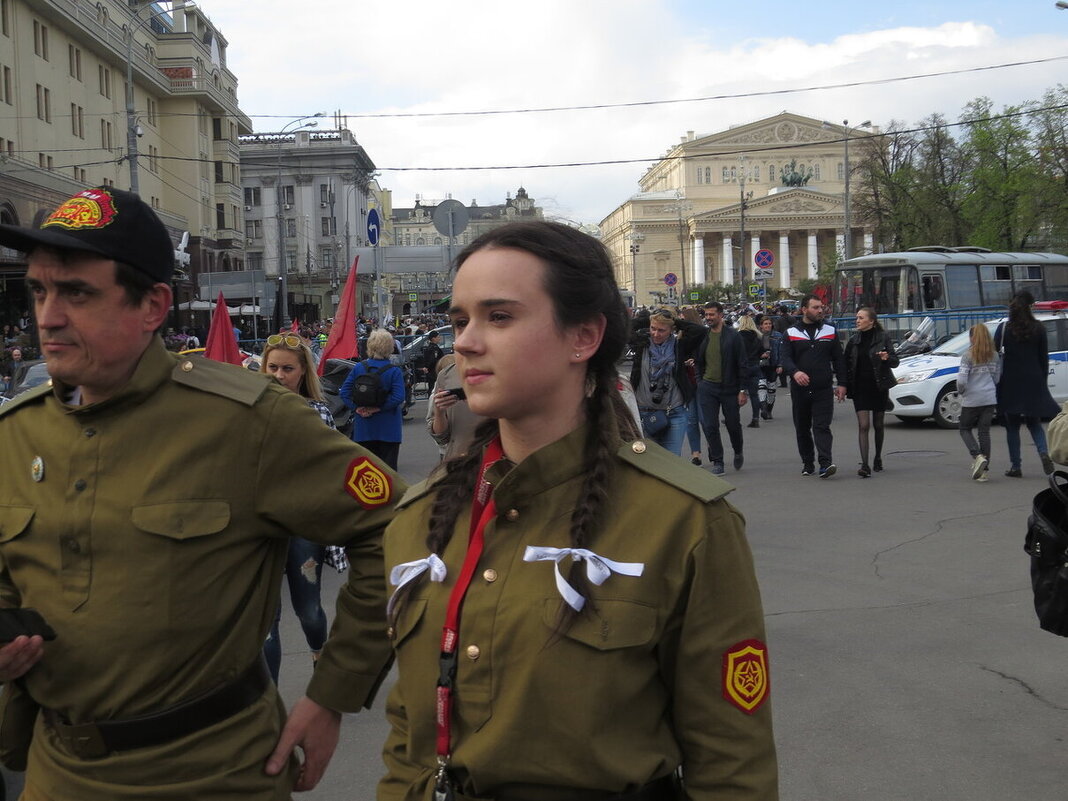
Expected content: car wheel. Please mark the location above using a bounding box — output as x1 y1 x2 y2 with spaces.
933 384 962 429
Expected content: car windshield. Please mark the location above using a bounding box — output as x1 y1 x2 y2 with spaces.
21 364 50 388
931 320 1001 357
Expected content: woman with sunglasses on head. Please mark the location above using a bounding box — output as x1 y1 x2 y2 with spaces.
380 221 777 801
341 328 406 471
259 333 336 682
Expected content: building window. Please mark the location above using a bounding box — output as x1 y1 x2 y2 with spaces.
245 219 262 239
752 165 760 181
212 117 223 140
38 153 53 170
68 45 82 80
98 65 111 98
320 247 336 269
148 145 159 173
320 184 330 204
721 167 729 183
244 187 261 207
247 252 263 270
285 250 297 271
280 185 294 206
696 168 702 184
146 97 157 125
73 166 86 183
321 216 336 236
0 0 9 37
285 218 296 238
100 119 113 150
1 66 10 105
730 166 737 181
216 203 226 231
33 20 48 60
214 161 224 183
837 162 844 180
769 164 776 183
704 167 711 184
71 104 84 137
813 164 821 181
35 85 51 122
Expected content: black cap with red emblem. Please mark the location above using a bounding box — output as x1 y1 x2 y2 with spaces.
0 187 175 282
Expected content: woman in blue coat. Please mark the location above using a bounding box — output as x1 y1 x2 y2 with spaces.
341 328 406 470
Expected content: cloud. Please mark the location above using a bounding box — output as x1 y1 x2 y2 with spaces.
203 1 1068 225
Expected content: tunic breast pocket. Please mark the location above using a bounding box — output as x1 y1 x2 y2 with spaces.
0 506 36 577
543 598 658 652
130 501 232 625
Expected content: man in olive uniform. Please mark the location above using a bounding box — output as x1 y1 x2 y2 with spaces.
0 187 404 800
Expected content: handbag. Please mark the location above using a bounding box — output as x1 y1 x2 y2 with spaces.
640 409 669 437
1024 469 1068 636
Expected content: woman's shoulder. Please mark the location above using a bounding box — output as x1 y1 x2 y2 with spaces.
614 439 734 504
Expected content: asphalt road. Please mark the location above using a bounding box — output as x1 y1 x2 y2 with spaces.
6 392 1066 800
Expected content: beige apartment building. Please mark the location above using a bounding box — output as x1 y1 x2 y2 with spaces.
0 0 251 324
600 112 877 306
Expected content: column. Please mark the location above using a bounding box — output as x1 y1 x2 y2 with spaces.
863 231 873 255
693 237 705 285
722 236 733 285
751 233 761 257
807 231 819 280
779 233 791 286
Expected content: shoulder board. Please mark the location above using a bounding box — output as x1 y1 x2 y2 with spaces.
171 358 271 407
616 439 734 502
395 471 448 510
0 382 52 419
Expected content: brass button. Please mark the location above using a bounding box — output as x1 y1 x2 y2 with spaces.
504 509 519 522
466 644 481 660
63 538 80 554
73 479 87 492
631 441 647 454
482 569 498 583
181 361 194 372
83 428 96 438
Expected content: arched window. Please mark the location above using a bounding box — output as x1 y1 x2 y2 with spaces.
752 165 760 181
696 168 702 184
704 167 711 184
768 165 776 183
813 164 821 180
722 167 730 183
837 162 844 180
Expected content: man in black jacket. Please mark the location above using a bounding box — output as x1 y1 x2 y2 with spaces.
780 294 847 477
695 302 749 475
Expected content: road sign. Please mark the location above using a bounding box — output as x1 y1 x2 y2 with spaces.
754 249 774 268
689 291 700 301
754 267 774 280
408 293 418 302
367 208 381 246
432 199 470 239
664 273 678 287
748 283 761 296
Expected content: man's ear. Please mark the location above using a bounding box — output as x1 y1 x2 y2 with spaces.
143 283 173 333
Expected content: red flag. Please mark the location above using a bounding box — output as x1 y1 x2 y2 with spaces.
203 291 244 366
290 318 300 333
318 256 359 375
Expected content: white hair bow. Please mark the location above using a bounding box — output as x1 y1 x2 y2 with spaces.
522 546 644 611
387 554 447 617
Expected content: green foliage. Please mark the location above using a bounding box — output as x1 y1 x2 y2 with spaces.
852 87 1068 253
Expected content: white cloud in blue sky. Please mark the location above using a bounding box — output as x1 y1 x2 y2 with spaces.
201 0 1068 225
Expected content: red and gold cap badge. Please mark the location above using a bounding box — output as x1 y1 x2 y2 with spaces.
722 639 769 714
344 457 393 509
43 188 118 231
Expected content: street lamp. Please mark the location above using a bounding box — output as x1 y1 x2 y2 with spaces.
275 114 324 328
842 119 871 261
737 155 754 288
626 231 644 301
668 191 692 300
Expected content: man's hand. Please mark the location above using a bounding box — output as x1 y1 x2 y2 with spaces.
793 371 810 386
737 391 748 406
265 696 342 791
835 386 847 402
0 635 44 682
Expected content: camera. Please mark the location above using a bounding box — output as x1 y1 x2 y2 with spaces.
650 380 667 406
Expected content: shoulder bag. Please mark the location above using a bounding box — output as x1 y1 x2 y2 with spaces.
1024 469 1068 636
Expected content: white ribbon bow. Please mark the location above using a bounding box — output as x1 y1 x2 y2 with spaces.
387 554 447 617
522 546 644 611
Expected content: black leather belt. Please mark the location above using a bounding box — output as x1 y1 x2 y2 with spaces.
43 659 271 759
460 774 682 801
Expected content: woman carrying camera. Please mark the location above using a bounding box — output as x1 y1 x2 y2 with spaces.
629 308 706 456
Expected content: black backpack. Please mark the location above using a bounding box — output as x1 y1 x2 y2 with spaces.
351 364 394 407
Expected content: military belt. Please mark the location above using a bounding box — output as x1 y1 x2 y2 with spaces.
42 659 270 759
450 773 682 801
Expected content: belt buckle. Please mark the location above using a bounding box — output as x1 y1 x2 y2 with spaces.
52 721 109 760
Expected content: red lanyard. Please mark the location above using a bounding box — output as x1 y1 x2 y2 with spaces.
435 437 504 761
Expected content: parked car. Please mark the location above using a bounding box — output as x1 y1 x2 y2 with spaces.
400 326 454 365
1 359 50 405
889 307 1068 428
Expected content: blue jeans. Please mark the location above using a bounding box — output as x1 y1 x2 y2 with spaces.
685 396 703 455
1004 414 1048 470
264 537 328 683
697 381 743 464
642 405 688 456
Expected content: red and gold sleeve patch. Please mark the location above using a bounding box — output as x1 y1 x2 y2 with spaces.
344 457 393 509
723 639 769 714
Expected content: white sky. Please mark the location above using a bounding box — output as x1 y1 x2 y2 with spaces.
197 0 1068 226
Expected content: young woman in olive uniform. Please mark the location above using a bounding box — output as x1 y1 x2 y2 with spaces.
380 222 777 801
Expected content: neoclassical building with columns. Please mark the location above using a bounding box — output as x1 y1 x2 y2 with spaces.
600 112 877 305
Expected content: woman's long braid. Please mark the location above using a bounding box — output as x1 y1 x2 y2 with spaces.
386 420 499 628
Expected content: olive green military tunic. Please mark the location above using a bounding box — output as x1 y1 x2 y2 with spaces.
379 427 777 801
0 338 404 800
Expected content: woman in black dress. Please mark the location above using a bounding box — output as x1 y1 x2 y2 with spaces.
845 307 899 477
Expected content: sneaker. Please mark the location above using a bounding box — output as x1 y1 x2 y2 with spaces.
691 456 702 466
1041 453 1056 475
970 454 989 480
733 453 744 471
711 462 725 475
975 471 989 483
819 464 837 479
1005 467 1023 478
801 464 815 476
747 420 760 428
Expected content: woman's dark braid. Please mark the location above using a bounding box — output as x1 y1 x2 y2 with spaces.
386 420 499 628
